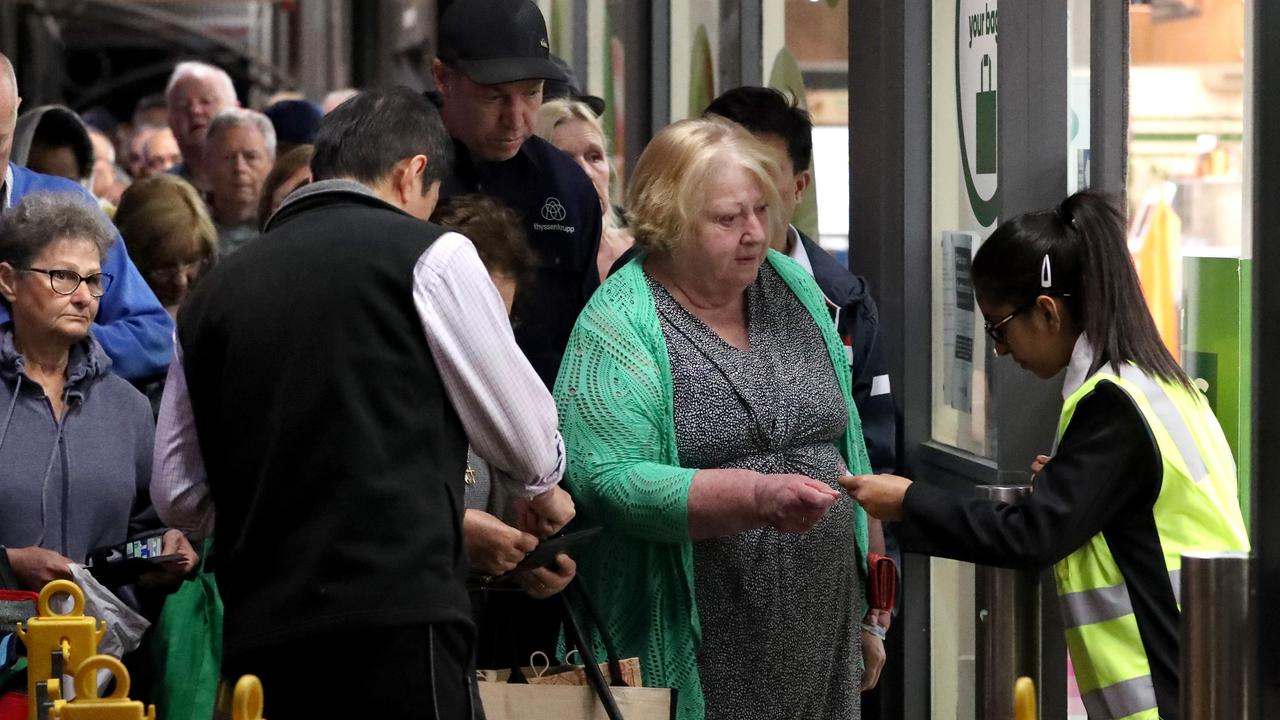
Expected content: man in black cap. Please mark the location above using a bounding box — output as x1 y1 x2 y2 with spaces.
429 0 601 676
431 0 602 390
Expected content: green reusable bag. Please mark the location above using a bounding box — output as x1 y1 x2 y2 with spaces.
148 541 222 720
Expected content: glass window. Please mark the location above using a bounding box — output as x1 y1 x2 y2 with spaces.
927 3 998 717
931 0 1000 459
1127 0 1250 520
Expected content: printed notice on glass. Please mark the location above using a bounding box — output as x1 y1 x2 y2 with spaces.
943 231 977 414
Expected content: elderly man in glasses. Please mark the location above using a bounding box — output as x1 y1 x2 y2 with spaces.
0 191 197 594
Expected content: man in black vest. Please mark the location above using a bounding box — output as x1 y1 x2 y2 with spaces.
431 0 603 389
153 87 574 719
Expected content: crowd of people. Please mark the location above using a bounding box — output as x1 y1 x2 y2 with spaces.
0 0 1250 719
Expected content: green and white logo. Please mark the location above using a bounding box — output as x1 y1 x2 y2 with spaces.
956 0 999 227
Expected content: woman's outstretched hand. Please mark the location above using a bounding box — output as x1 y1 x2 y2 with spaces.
756 474 842 532
839 474 912 521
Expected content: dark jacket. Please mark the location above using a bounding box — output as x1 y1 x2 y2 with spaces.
439 135 602 388
797 229 897 475
0 324 156 566
179 180 469 658
899 382 1179 718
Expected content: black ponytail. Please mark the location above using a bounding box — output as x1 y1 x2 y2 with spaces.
971 190 1193 390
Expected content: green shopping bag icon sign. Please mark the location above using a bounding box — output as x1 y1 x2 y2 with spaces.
976 54 996 175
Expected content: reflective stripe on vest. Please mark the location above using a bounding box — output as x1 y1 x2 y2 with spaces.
1081 675 1158 720
1054 364 1250 720
1058 569 1181 629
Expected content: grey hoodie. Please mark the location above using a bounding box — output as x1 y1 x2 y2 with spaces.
0 323 156 565
10 105 95 191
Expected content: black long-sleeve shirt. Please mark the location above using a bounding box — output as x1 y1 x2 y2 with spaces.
899 380 1182 719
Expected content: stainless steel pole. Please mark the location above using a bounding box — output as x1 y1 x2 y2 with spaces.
1181 550 1255 720
976 485 1040 720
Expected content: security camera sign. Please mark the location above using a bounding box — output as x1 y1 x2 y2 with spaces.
957 0 999 228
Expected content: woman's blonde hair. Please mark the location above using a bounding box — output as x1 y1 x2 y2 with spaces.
626 118 782 253
533 99 622 230
114 174 217 272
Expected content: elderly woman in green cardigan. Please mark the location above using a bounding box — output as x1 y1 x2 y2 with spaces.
553 118 884 720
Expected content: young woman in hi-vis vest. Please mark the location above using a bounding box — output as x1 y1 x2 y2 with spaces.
841 190 1250 720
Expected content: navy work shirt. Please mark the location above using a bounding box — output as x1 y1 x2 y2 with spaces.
440 136 602 388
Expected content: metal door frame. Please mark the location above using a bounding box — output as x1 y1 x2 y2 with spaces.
1251 0 1280 715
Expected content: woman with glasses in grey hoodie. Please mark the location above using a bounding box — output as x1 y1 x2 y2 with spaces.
0 192 196 594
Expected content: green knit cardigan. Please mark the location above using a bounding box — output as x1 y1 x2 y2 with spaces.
552 251 873 720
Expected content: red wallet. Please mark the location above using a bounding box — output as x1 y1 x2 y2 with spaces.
867 553 898 611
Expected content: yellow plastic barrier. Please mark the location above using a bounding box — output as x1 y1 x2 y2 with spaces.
1014 676 1037 720
48 655 155 720
15 581 106 720
231 675 266 720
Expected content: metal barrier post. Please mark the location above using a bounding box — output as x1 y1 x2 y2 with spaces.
975 485 1040 720
1181 550 1255 720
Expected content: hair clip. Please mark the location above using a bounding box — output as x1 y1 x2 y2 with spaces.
1041 254 1053 289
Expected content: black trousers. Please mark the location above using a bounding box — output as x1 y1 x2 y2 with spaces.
223 622 478 719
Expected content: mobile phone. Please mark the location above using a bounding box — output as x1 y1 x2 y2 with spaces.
86 535 185 585
510 527 602 574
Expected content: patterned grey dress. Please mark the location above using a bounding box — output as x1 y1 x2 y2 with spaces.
648 263 863 720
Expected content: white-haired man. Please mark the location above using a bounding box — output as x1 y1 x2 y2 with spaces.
204 108 275 255
165 61 239 191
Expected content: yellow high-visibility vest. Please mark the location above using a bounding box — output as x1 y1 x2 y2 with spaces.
1055 365 1249 720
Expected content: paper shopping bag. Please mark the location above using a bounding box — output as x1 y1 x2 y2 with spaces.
477 682 676 720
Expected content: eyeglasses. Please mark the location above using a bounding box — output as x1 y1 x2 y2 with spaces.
21 267 114 298
145 258 210 285
983 298 1037 346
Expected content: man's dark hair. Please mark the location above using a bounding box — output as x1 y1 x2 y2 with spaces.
311 87 453 191
704 86 813 172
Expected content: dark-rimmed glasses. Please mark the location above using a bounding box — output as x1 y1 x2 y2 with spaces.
983 298 1038 345
21 267 114 298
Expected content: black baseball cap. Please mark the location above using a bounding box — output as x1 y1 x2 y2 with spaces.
437 0 567 86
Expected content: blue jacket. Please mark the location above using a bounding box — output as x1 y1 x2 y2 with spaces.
3 164 173 380
797 229 897 475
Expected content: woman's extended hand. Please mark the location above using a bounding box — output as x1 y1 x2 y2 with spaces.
516 553 577 600
839 474 912 521
860 628 886 692
464 509 539 576
755 474 842 532
4 546 74 591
